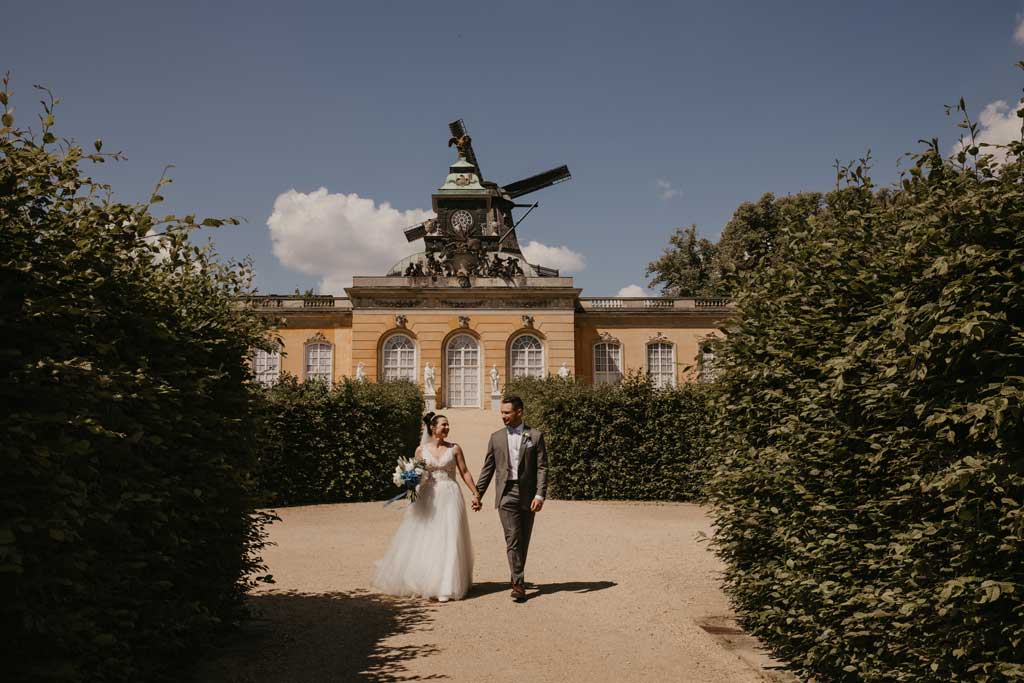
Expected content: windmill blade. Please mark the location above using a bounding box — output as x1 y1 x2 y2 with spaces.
502 165 571 199
447 118 482 176
448 119 467 141
404 223 426 242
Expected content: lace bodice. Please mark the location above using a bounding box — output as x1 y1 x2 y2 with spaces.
423 445 458 482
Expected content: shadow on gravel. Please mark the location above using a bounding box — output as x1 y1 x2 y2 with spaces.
467 580 618 601
530 580 617 600
192 589 444 682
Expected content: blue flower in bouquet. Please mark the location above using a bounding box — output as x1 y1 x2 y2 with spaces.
385 455 427 506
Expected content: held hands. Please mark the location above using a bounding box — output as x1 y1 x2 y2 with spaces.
471 494 482 512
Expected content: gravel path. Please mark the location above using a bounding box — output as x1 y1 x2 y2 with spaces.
194 409 790 683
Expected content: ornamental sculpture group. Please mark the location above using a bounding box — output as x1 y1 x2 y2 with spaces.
404 251 525 279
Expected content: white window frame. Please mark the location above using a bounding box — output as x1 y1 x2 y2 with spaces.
304 342 333 383
510 334 545 379
646 342 676 388
252 347 281 387
593 341 623 385
381 333 417 382
446 333 481 407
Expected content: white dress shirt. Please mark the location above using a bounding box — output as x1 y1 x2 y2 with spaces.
506 424 524 481
506 424 543 501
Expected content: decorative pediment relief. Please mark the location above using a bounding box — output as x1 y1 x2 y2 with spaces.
458 315 470 328
521 314 535 328
305 331 330 345
597 331 620 344
648 331 672 344
395 314 408 328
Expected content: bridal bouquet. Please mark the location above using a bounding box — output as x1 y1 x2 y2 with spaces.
385 455 427 506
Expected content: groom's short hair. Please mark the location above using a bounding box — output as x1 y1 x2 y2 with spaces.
502 395 524 411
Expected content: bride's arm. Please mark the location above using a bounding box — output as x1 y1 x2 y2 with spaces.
452 445 477 494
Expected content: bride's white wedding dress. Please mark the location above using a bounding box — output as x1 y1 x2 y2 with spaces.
372 445 473 600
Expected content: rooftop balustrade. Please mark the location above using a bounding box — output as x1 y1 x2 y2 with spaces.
239 295 729 312
579 297 732 310
241 296 352 310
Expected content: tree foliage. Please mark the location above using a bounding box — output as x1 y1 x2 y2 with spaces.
0 78 274 682
646 192 823 297
706 93 1024 681
645 224 724 297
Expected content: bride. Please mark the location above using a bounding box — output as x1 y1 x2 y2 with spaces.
373 412 477 602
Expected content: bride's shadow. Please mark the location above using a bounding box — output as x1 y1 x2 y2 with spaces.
467 580 617 600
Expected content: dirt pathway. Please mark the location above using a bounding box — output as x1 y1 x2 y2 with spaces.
195 409 790 682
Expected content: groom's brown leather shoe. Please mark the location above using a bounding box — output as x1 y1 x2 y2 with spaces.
511 581 527 602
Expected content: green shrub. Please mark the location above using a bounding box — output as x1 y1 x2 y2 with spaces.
706 105 1024 680
0 82 274 681
506 375 713 501
254 377 423 506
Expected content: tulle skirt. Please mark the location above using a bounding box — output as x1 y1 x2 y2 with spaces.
372 477 474 600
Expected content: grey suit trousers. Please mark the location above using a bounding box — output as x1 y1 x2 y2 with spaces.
498 482 535 584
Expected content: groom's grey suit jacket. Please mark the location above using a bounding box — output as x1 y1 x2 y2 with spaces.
476 425 548 509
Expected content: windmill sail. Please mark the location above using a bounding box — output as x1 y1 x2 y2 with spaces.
502 165 572 199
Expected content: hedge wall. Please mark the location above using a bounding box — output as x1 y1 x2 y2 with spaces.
706 118 1024 679
253 377 424 506
1 84 274 682
505 376 712 501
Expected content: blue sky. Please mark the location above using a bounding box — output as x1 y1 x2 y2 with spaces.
5 1 1022 296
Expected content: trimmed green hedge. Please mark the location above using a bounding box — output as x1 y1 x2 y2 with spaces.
505 375 713 501
1 85 273 682
706 124 1024 678
254 377 423 506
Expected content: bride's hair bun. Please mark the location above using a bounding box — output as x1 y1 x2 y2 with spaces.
422 412 436 429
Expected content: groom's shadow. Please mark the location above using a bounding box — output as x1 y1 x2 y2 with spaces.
467 580 617 601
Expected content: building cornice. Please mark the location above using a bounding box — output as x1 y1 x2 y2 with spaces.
345 276 582 311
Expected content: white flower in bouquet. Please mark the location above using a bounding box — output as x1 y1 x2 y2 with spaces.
385 455 428 506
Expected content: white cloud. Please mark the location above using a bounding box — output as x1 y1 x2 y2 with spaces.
520 240 586 273
267 188 433 293
617 284 652 297
656 179 679 201
952 99 1023 165
1015 14 1024 44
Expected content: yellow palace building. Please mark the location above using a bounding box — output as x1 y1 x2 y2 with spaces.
245 121 729 409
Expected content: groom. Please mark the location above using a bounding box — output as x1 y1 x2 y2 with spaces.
472 395 547 603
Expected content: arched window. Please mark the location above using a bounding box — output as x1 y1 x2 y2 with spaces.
646 342 675 388
593 342 622 385
305 342 333 383
252 347 281 387
382 334 416 381
446 333 480 407
510 334 544 379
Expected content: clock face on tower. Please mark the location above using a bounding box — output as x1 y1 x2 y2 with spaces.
449 209 474 235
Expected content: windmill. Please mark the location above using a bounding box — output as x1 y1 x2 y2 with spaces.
402 119 571 278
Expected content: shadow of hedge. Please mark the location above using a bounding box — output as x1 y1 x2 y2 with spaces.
191 590 443 682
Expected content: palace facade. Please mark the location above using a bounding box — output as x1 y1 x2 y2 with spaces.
246 121 730 409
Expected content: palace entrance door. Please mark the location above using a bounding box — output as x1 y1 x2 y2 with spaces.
446 334 480 407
